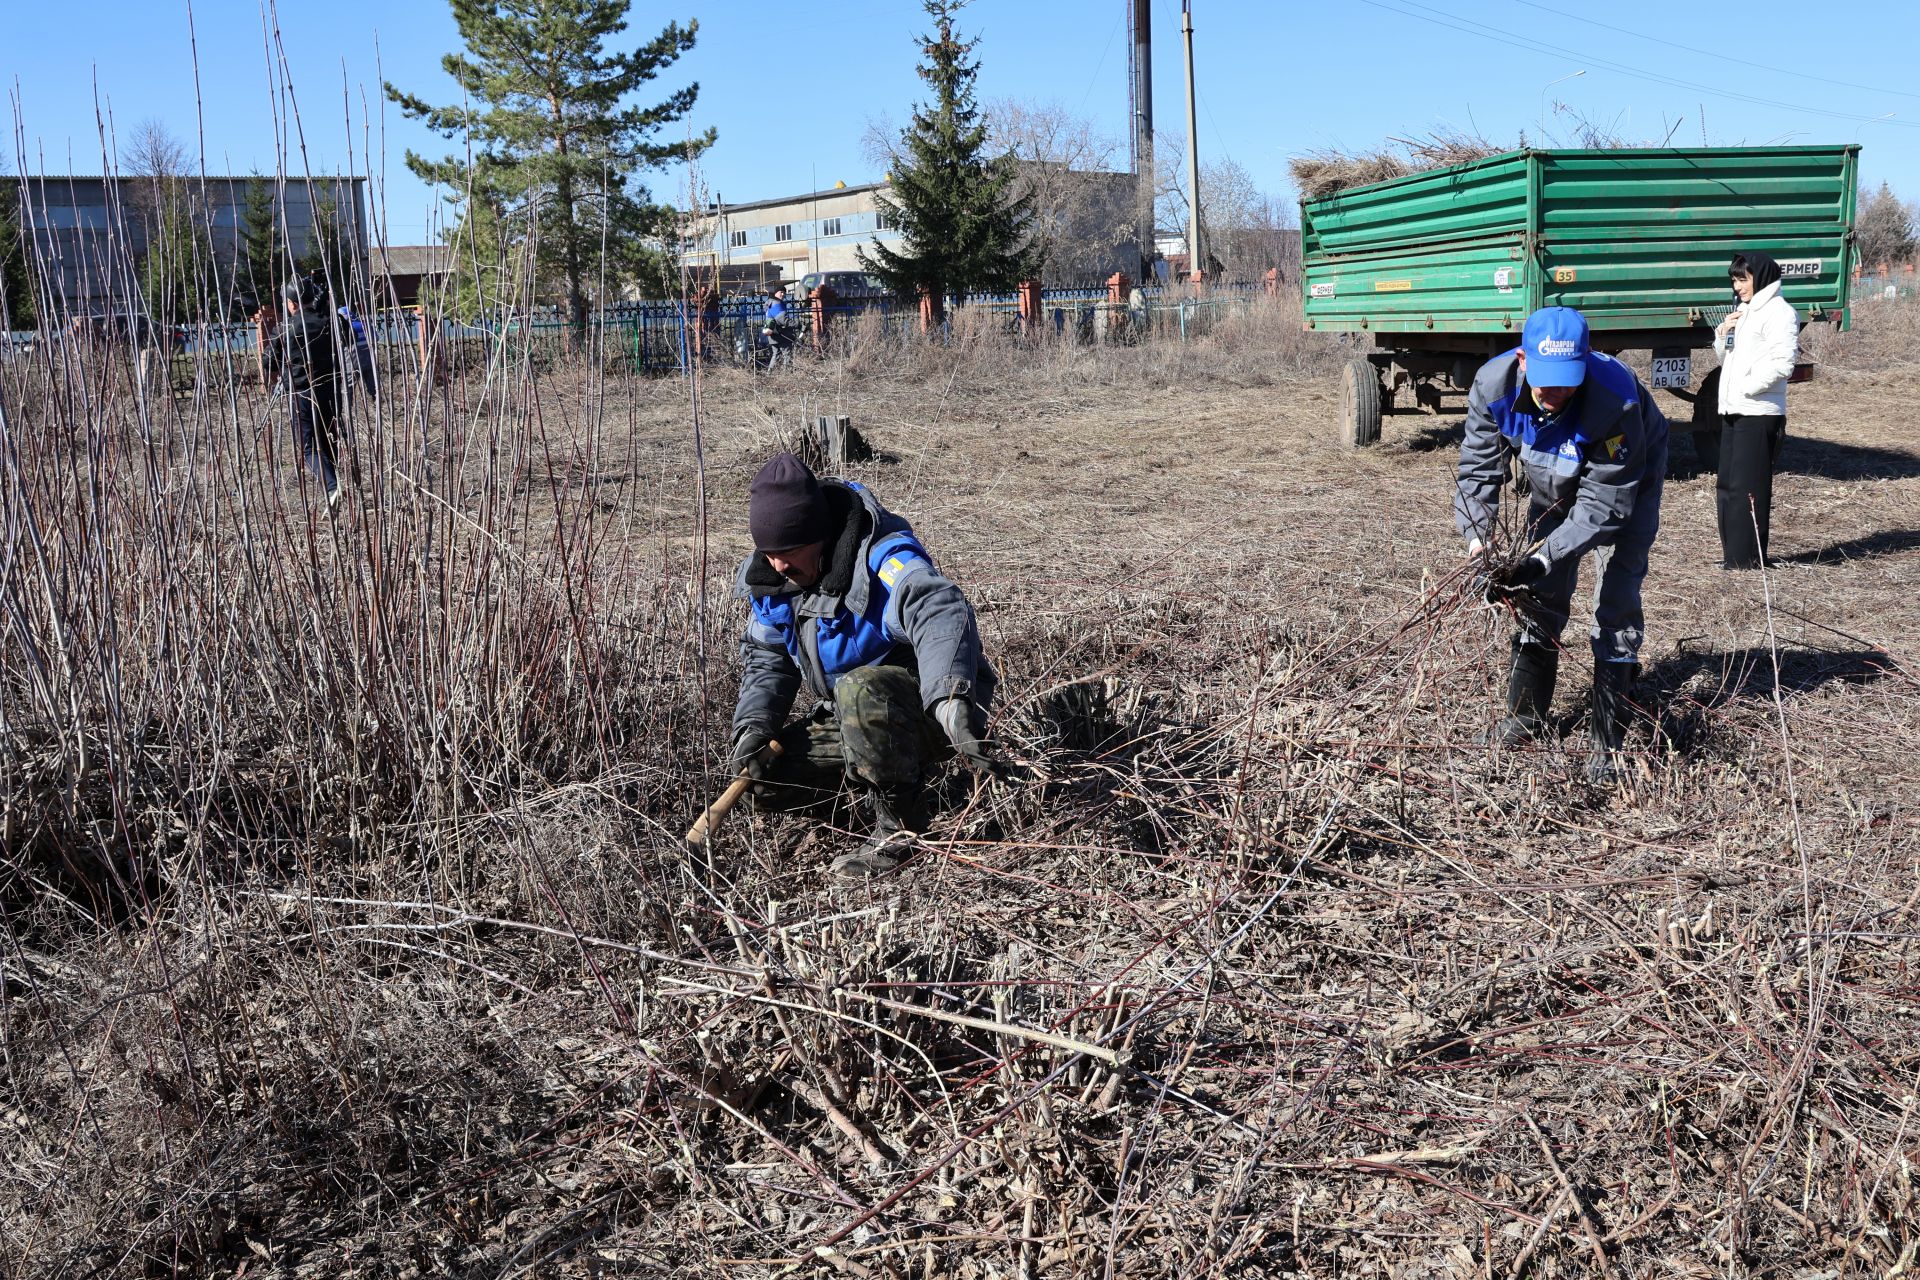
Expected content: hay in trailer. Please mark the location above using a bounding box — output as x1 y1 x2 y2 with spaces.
1292 128 1508 198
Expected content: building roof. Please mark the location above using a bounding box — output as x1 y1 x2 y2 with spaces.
0 173 365 185
706 181 887 215
375 245 454 276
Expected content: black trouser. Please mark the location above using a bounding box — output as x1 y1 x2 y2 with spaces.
291 387 341 495
1716 413 1784 569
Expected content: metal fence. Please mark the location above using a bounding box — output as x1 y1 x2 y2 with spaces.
0 283 1270 377
1855 272 1920 302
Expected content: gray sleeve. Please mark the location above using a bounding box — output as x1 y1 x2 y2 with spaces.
1454 370 1509 544
732 614 801 740
1538 404 1652 566
883 561 987 711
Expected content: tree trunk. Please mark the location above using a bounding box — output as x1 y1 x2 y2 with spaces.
549 95 588 355
555 170 588 354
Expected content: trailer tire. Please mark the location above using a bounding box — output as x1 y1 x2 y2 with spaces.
1689 369 1722 475
1340 358 1383 449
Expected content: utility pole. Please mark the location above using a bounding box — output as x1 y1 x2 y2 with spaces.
1128 0 1154 280
1181 0 1203 286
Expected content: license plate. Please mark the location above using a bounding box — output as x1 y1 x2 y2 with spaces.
1651 356 1691 389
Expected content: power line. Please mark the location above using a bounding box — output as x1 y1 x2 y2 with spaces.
1075 11 1124 116
1502 0 1920 104
1357 0 1920 131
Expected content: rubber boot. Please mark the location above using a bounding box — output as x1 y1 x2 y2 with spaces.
1587 661 1634 785
831 784 929 879
1492 639 1559 747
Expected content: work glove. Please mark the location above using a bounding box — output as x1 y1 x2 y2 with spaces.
730 725 776 779
1484 552 1551 606
934 697 1011 779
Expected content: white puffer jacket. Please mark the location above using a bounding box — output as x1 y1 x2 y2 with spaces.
1714 280 1799 417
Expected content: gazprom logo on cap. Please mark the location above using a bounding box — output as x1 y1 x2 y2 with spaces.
1536 338 1581 356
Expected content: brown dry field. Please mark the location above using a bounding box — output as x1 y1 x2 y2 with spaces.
4 309 1920 1278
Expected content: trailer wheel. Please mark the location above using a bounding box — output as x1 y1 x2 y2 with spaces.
1689 369 1722 474
1340 358 1383 448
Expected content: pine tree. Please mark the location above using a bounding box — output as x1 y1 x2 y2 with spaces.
0 179 35 330
235 177 287 315
386 0 712 342
860 0 1037 306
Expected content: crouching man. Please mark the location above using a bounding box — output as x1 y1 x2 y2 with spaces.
730 453 999 877
1456 306 1669 784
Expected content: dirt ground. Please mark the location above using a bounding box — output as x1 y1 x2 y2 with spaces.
5 329 1919 1278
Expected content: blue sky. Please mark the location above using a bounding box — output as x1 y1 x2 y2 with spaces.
9 0 1917 245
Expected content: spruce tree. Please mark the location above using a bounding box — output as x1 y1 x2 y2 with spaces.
386 0 712 342
235 177 287 315
297 188 357 295
860 0 1037 305
0 179 35 330
141 196 211 325
434 177 514 322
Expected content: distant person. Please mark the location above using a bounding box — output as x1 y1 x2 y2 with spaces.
1455 307 1670 784
1712 251 1800 569
763 285 795 352
338 303 377 405
729 452 1001 877
259 272 344 510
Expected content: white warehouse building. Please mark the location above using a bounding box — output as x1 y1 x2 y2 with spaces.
682 181 899 292
681 167 1138 293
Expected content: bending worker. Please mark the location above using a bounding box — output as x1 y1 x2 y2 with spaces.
1455 306 1669 784
730 452 1000 878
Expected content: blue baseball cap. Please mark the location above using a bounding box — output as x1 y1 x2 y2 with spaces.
1521 306 1590 387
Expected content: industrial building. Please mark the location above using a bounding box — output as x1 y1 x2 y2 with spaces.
3 173 367 314
681 182 899 291
681 168 1139 292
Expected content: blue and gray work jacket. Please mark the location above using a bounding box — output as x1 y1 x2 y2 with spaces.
1455 348 1669 566
732 481 996 741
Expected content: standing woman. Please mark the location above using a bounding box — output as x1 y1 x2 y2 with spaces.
1712 251 1800 568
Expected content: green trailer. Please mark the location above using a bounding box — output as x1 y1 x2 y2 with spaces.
1300 145 1859 462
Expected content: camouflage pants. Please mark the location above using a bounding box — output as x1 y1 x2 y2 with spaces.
752 665 949 811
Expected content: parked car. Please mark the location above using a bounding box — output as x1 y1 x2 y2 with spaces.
796 270 890 300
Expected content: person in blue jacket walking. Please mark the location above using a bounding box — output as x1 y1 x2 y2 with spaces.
1455 306 1670 784
338 303 377 403
730 452 1000 877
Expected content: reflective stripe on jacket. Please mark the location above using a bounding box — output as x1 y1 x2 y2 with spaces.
1455 348 1669 567
731 481 996 741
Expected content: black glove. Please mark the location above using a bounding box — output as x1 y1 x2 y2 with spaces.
1485 552 1551 605
731 726 775 778
934 697 1018 780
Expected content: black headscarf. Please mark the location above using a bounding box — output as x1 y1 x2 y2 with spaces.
1730 250 1782 293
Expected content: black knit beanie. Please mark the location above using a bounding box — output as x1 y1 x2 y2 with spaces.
749 452 829 551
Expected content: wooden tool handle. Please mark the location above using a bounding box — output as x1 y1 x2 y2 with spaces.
685 740 783 847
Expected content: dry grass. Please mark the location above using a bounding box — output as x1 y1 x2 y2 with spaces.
1290 130 1508 199
3 295 1919 1278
